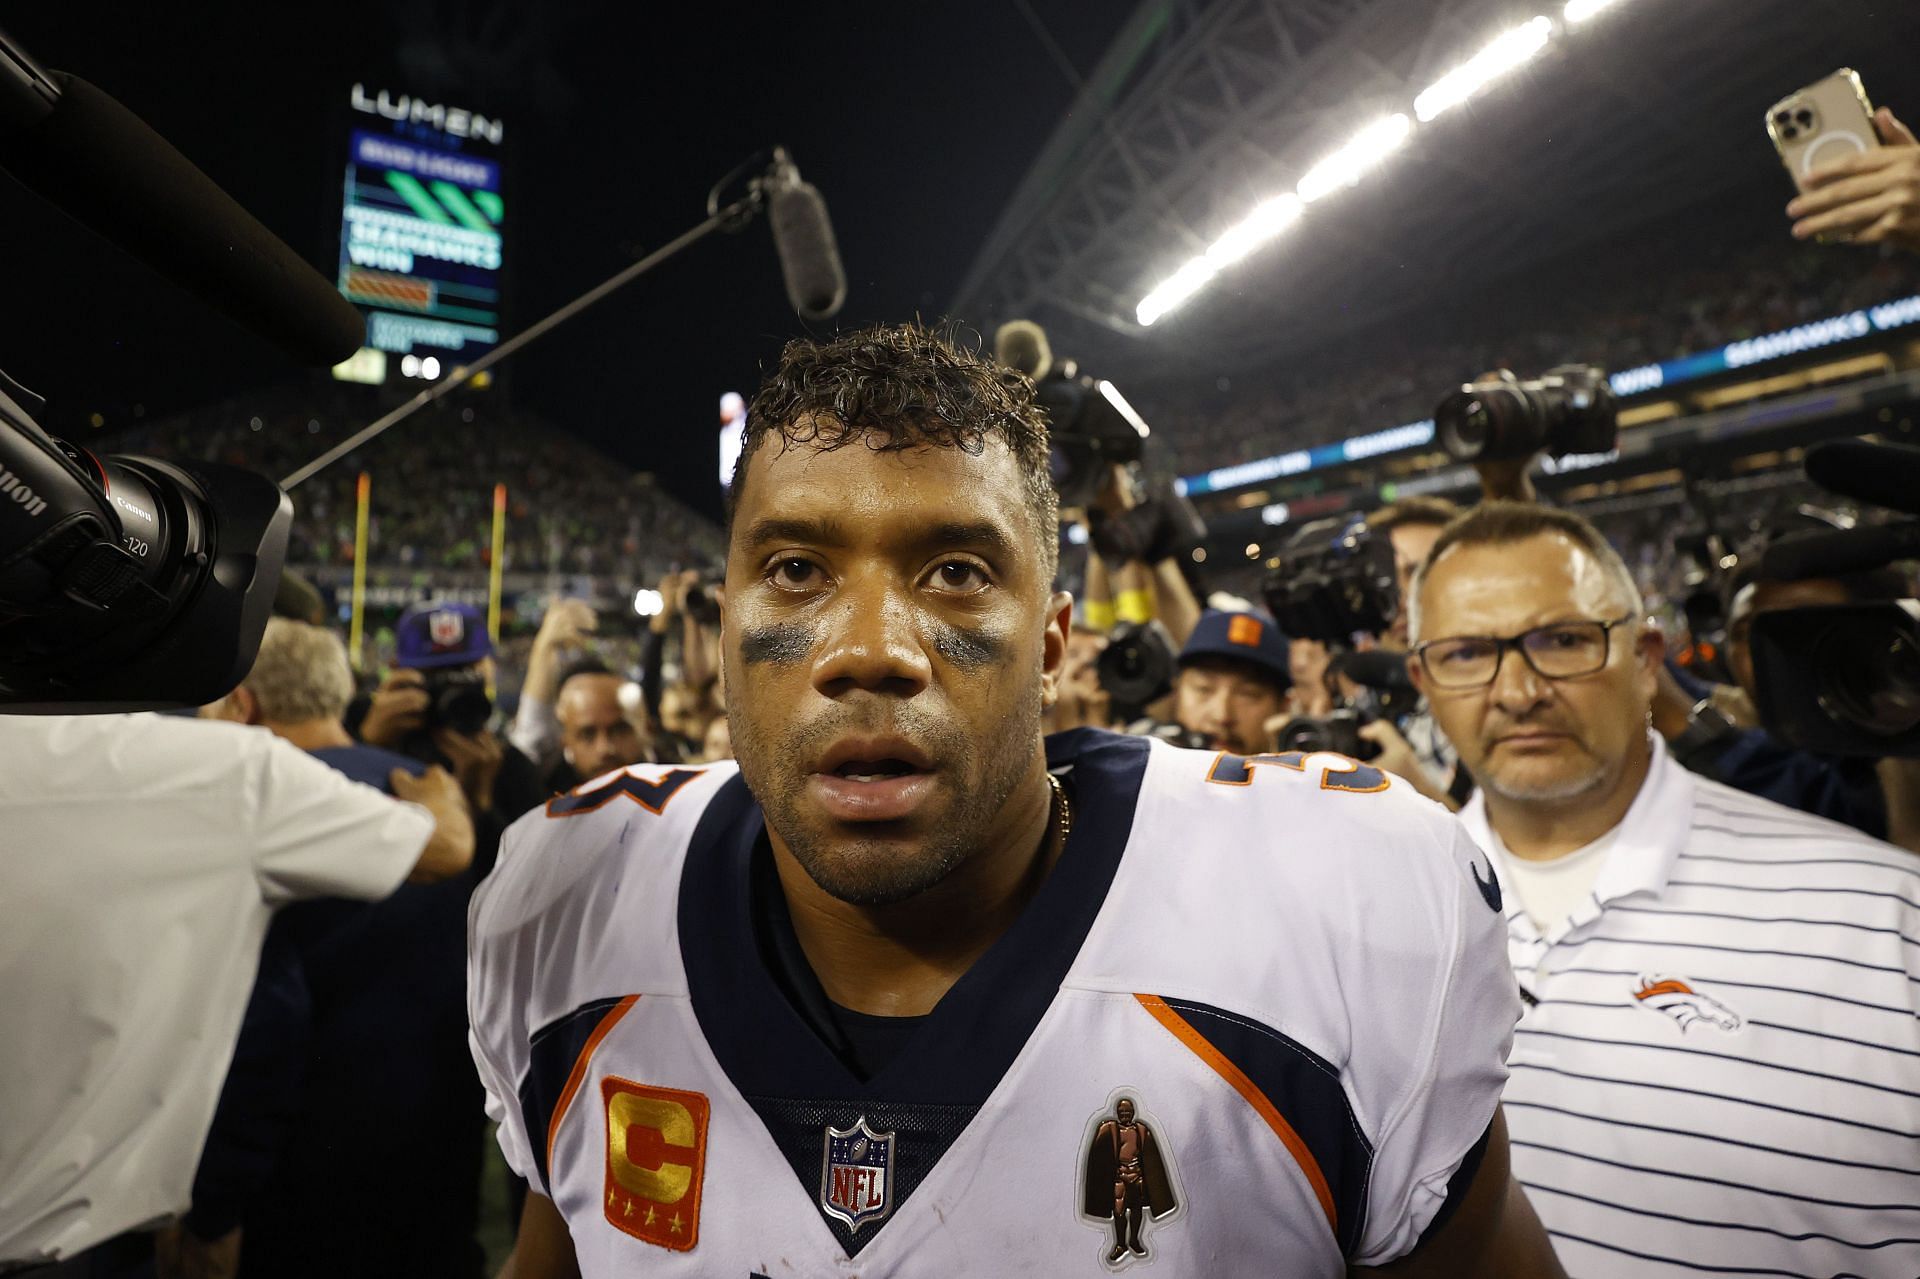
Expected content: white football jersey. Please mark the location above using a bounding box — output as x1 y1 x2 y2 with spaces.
468 729 1517 1277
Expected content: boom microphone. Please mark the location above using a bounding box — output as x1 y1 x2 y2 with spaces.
1758 520 1920 582
0 44 364 366
765 152 846 323
1804 438 1920 518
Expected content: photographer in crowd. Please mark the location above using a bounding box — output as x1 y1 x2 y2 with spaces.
1652 545 1917 845
1170 607 1291 754
640 568 723 763
351 601 548 867
0 705 473 1271
1408 500 1920 1277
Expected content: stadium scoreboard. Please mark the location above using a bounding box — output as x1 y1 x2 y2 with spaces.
333 84 504 384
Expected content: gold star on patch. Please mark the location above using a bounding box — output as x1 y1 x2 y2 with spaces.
623 1198 634 1218
606 1186 616 1209
644 1205 656 1226
670 1212 683 1234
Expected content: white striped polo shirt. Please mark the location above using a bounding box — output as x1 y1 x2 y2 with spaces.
1459 735 1920 1278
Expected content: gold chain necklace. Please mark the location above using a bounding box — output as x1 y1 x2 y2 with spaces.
1046 770 1073 845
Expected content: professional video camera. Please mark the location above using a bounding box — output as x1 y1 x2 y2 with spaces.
0 30 361 710
1434 365 1618 463
682 571 726 628
1274 649 1419 760
421 666 493 735
1262 516 1398 644
1749 439 1920 757
995 320 1206 563
1094 619 1179 724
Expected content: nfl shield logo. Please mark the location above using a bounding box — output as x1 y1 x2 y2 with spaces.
427 610 466 649
820 1116 895 1232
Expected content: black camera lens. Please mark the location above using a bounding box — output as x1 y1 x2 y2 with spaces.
1815 624 1920 737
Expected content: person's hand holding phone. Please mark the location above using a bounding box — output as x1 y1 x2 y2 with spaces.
1788 107 1920 253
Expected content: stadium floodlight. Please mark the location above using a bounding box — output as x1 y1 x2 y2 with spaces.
1413 15 1554 123
633 588 664 617
1563 0 1626 22
1137 257 1221 327
1137 195 1304 325
1296 115 1413 203
1208 195 1304 268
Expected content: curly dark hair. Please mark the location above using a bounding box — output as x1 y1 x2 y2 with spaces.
729 322 1059 582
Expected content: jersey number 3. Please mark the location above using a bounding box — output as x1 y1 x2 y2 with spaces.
1206 750 1389 795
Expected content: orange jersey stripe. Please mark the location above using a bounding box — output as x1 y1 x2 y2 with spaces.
1134 992 1338 1232
547 994 641 1177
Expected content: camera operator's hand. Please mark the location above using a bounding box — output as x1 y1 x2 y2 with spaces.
432 726 504 814
359 669 428 749
1091 462 1136 516
1789 108 1920 253
534 597 596 660
1356 718 1455 808
650 569 699 636
389 764 476 881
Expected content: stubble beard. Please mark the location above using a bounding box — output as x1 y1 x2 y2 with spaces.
729 682 1047 908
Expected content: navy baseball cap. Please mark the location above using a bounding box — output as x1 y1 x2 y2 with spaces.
1178 608 1291 689
395 601 493 669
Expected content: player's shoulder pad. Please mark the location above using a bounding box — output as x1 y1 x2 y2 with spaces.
1079 738 1495 1002
471 761 735 951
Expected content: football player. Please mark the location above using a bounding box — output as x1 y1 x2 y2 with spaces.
469 323 1562 1277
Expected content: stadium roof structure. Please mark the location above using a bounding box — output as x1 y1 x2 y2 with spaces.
950 0 1920 379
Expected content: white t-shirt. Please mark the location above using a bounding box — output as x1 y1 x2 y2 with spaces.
0 714 434 1264
1484 824 1616 934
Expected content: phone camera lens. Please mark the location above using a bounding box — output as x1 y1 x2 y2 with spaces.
1795 108 1814 126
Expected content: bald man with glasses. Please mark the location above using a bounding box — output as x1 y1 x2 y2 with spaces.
1407 501 1920 1279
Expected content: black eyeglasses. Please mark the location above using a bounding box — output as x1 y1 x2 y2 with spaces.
1414 615 1636 689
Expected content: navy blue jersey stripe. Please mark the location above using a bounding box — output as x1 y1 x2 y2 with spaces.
1604 902 1920 947
1526 1181 1920 1251
1529 996 1920 1059
1563 932 1911 978
518 996 628 1193
1688 821 1906 859
1512 1027 1920 1099
1509 1138 1920 1214
1548 965 1916 1019
1508 1060 1920 1139
1665 872 1920 909
1502 1099 1920 1176
1156 996 1374 1257
1545 1226 1875 1276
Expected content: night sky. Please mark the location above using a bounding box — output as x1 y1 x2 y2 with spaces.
0 1 1125 520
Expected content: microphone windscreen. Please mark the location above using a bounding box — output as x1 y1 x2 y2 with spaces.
1805 438 1920 518
0 74 364 366
767 179 846 322
994 320 1052 380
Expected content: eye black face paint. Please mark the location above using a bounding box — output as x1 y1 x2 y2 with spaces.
740 622 815 665
929 619 1007 670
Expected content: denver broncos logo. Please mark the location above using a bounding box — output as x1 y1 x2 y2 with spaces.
1632 974 1743 1034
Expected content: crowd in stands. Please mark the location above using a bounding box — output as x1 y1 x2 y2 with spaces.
103 380 726 581
1142 199 1920 480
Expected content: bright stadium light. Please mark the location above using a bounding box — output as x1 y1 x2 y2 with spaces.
633 588 664 617
1413 15 1553 123
1296 114 1413 203
1137 195 1304 325
1208 195 1304 267
1137 257 1220 327
1563 0 1626 22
